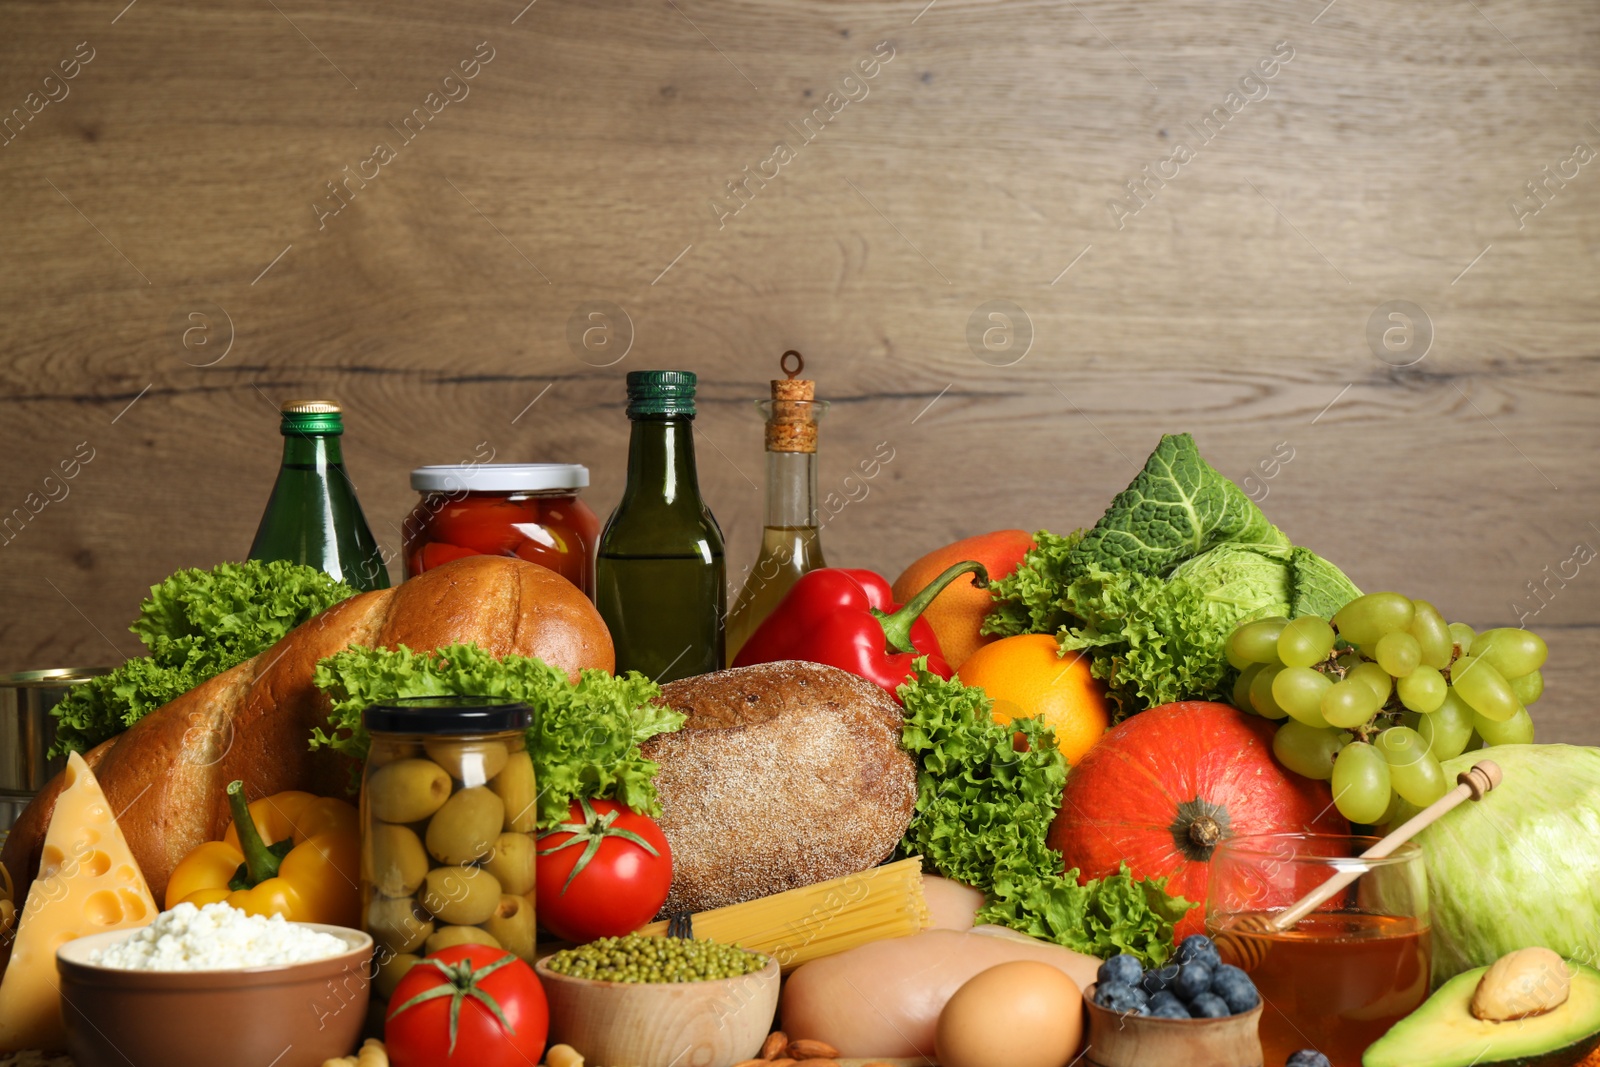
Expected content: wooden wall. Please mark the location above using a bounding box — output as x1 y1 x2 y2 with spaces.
2 0 1597 737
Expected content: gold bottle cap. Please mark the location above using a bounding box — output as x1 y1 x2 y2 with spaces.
280 399 341 414
766 351 819 453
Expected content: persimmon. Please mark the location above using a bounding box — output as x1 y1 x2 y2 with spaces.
892 530 1034 669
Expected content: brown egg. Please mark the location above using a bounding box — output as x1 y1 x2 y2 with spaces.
935 959 1084 1067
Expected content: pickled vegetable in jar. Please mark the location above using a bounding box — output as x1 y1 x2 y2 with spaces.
402 463 599 598
360 696 538 1000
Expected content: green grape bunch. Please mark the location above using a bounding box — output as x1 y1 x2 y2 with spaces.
1224 593 1547 826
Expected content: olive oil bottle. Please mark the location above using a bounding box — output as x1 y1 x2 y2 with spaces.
248 399 389 591
726 357 828 663
596 371 727 681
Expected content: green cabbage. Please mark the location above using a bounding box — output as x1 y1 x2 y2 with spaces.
987 434 1360 719
50 560 357 755
311 643 682 829
895 662 1193 963
1399 744 1600 985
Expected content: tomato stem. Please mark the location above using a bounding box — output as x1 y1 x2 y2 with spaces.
390 955 518 1055
537 797 661 895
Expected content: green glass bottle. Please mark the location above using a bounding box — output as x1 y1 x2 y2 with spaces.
596 371 726 682
248 399 390 591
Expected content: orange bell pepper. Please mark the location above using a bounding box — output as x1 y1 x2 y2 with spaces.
165 781 360 928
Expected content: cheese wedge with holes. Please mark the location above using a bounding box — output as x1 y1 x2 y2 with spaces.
0 751 156 1052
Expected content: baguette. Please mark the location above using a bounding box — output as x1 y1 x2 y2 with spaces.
0 555 612 920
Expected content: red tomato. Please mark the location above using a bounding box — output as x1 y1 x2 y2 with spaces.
536 798 672 943
414 541 481 572
385 946 548 1067
431 498 533 555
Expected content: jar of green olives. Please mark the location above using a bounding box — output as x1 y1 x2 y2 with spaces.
360 696 538 999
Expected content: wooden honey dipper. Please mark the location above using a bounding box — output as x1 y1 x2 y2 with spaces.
1216 760 1502 971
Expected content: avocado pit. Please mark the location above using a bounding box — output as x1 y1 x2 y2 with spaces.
1472 947 1571 1022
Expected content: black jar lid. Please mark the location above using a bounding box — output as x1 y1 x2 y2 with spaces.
364 695 531 735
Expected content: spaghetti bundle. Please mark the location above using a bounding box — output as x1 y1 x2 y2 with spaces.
637 856 930 972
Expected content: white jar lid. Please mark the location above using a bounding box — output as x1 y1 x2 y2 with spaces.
410 463 590 493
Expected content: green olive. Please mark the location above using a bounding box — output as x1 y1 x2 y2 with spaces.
366 759 452 824
366 740 423 770
424 925 503 956
481 894 536 961
480 832 537 896
420 866 502 925
367 895 433 954
423 739 510 786
424 787 504 866
373 951 421 1000
491 751 538 832
367 823 430 898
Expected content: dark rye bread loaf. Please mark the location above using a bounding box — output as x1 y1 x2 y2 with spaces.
642 661 917 914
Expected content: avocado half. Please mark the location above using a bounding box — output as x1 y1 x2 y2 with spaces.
1364 961 1600 1067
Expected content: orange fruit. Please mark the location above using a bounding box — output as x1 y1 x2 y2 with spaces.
955 634 1110 764
892 529 1035 670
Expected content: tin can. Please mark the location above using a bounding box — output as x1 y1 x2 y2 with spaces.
0 667 110 832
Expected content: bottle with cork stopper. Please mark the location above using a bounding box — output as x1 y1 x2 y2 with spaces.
726 351 829 664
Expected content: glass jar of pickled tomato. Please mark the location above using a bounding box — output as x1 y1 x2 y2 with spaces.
403 464 599 597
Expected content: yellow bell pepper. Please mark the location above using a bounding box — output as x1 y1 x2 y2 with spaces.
165 781 360 928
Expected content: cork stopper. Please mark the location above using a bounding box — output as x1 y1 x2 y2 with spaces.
766 351 820 453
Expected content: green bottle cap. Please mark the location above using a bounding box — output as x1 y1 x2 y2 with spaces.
625 371 697 418
279 399 344 436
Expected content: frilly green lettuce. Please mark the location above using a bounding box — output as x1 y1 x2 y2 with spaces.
50 560 357 755
311 643 681 828
896 662 1192 963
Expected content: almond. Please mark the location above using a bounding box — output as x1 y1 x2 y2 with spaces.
767 1061 797 1067
731 1061 766 1067
760 1032 789 1059
791 1061 840 1067
787 1041 840 1060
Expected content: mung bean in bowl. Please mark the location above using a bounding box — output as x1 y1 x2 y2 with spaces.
535 933 779 1067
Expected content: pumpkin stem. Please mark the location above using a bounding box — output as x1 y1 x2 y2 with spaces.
1169 797 1233 862
1189 815 1223 848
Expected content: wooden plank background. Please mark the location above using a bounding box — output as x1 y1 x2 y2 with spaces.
1 0 1596 739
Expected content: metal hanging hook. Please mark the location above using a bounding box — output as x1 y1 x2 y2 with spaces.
780 350 804 379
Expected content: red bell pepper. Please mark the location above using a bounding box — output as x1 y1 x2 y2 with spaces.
732 560 990 699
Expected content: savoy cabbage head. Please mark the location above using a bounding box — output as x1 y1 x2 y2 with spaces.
987 434 1359 719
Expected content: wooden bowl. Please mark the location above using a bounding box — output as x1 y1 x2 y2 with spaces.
535 954 780 1067
57 924 372 1067
1081 982 1263 1067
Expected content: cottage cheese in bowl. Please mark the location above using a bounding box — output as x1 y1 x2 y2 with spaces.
90 902 350 971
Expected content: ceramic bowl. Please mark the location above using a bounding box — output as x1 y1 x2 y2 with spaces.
1081 982 1264 1067
535 953 780 1067
57 923 373 1067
